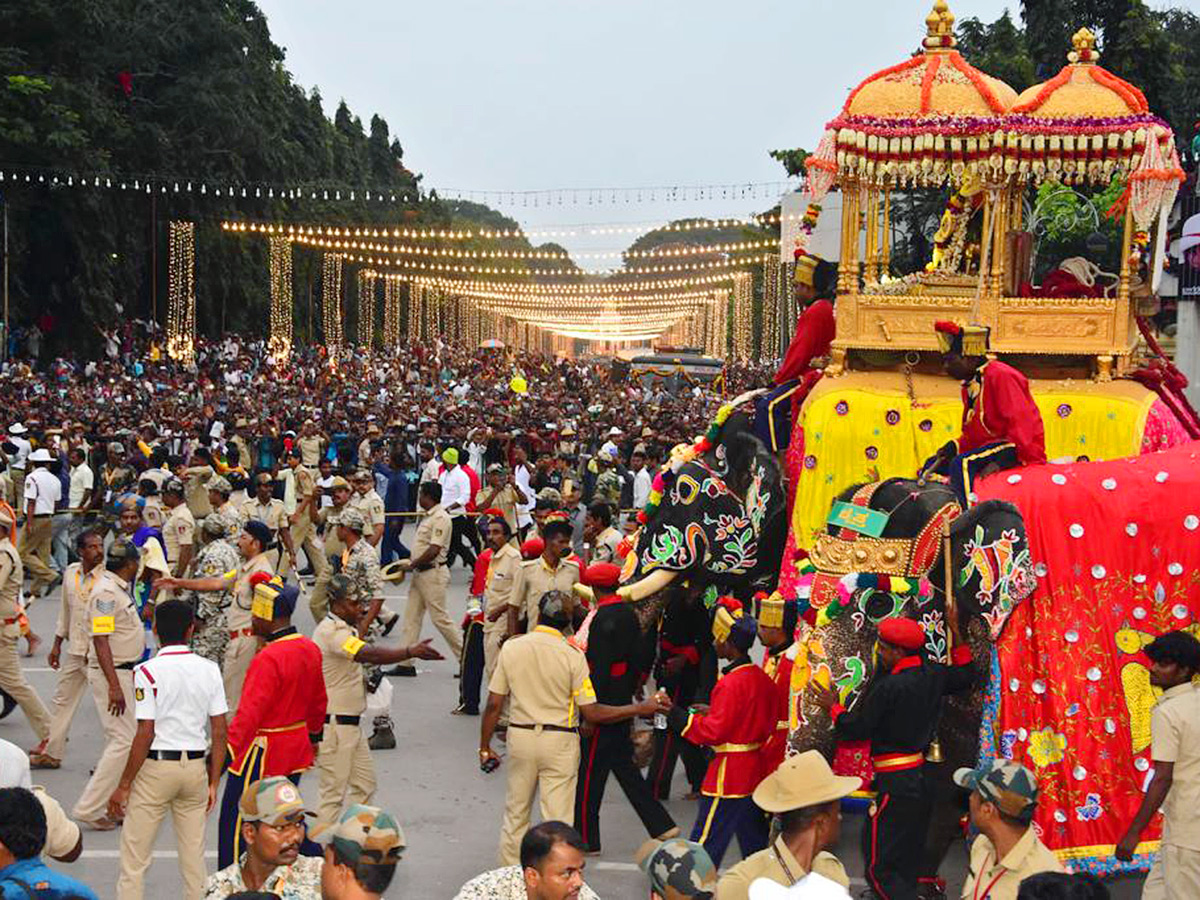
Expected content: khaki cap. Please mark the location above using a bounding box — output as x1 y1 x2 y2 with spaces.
752 750 861 813
328 476 351 490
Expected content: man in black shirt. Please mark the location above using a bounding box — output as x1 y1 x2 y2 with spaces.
572 563 677 854
812 616 975 900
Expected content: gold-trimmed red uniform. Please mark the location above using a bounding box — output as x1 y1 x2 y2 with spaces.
678 658 776 798
956 360 1046 465
760 643 796 775
227 627 327 776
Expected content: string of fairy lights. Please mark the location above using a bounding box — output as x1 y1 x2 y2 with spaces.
268 235 293 363
166 221 196 364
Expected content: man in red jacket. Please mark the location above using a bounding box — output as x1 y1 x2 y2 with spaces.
218 576 327 868
921 322 1046 505
663 598 776 866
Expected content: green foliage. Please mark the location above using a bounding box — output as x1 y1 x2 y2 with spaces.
956 11 1037 92
768 148 810 179
1030 179 1125 277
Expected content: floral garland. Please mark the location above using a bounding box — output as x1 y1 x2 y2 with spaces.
795 558 933 629
793 201 823 258
635 402 735 526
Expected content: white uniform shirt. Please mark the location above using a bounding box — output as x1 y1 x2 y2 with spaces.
8 436 30 472
134 645 228 751
24 467 62 515
514 463 533 528
633 467 652 510
439 466 471 518
317 474 335 509
0 737 32 788
69 462 95 509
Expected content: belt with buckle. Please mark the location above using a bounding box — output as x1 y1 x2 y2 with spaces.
325 714 361 726
148 749 206 761
510 723 577 733
115 661 138 670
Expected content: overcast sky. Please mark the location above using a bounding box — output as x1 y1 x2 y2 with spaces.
256 0 1195 262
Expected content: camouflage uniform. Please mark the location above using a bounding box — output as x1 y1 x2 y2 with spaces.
188 514 240 668
594 468 622 510
338 511 392 738
638 837 718 899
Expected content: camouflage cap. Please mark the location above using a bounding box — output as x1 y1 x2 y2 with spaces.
162 476 184 495
634 837 717 899
352 468 373 482
202 511 231 538
954 758 1039 822
537 589 573 621
338 507 367 534
327 804 405 866
239 777 312 826
208 475 233 495
107 539 140 569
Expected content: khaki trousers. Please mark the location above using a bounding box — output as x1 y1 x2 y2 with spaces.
0 632 51 740
309 555 338 623
45 650 89 758
497 727 580 865
222 634 259 715
20 516 56 593
116 756 209 900
12 471 24 518
74 667 136 822
283 517 328 584
315 721 376 832
398 567 462 662
1144 843 1200 900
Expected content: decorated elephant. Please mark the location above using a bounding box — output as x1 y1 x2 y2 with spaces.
786 476 1035 885
617 401 788 626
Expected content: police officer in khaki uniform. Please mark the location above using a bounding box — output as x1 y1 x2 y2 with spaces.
240 473 294 573
181 453 215 520
481 517 520 685
507 518 580 635
158 519 275 714
350 469 386 548
306 475 353 621
480 590 668 865
284 448 327 583
140 478 166 530
20 448 61 596
391 482 460 675
72 539 146 829
0 507 52 743
162 478 196 578
312 573 443 832
32 529 106 769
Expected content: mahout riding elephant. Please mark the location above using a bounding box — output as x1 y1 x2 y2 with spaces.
617 407 787 627
788 476 1035 888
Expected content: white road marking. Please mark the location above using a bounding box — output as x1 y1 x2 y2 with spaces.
81 850 217 859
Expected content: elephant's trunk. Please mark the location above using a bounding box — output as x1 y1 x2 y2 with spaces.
617 568 678 602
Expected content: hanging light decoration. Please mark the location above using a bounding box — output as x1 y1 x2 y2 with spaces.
731 271 753 360
383 278 402 348
322 252 345 362
358 270 377 347
166 221 196 364
267 236 293 364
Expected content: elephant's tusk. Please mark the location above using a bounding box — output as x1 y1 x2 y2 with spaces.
572 584 595 605
616 569 678 602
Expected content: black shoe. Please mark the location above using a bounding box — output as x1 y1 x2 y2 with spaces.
450 705 479 716
368 726 396 750
385 666 416 677
298 566 314 577
0 691 16 720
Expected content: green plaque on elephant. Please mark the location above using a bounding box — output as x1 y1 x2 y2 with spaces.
828 501 889 537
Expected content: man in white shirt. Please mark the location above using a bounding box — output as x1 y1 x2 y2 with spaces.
631 447 652 512
66 447 94 545
5 423 31 513
512 445 534 540
109 600 228 900
21 448 61 596
418 444 440 486
438 449 476 570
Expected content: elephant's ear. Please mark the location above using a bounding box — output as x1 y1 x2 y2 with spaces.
949 499 1035 641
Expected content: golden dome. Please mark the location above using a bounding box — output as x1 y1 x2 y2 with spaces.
841 0 1015 120
1011 28 1149 118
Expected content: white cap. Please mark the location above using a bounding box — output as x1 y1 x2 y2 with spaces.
7 423 27 435
29 448 54 463
607 426 622 436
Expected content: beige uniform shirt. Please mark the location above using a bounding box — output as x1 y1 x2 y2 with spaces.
488 626 596 728
183 465 214 518
57 562 102 658
226 552 274 632
163 503 196 566
292 466 317 523
142 497 166 529
317 503 349 559
591 527 622 564
483 542 521 618
88 570 146 666
412 504 452 567
513 557 581 626
961 829 1064 900
718 839 849 900
298 435 323 467
474 484 521 534
313 614 367 716
240 497 288 541
0 538 23 628
351 491 386 534
1152 681 1200 850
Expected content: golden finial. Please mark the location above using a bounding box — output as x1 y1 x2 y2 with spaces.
923 0 957 52
1067 27 1099 65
